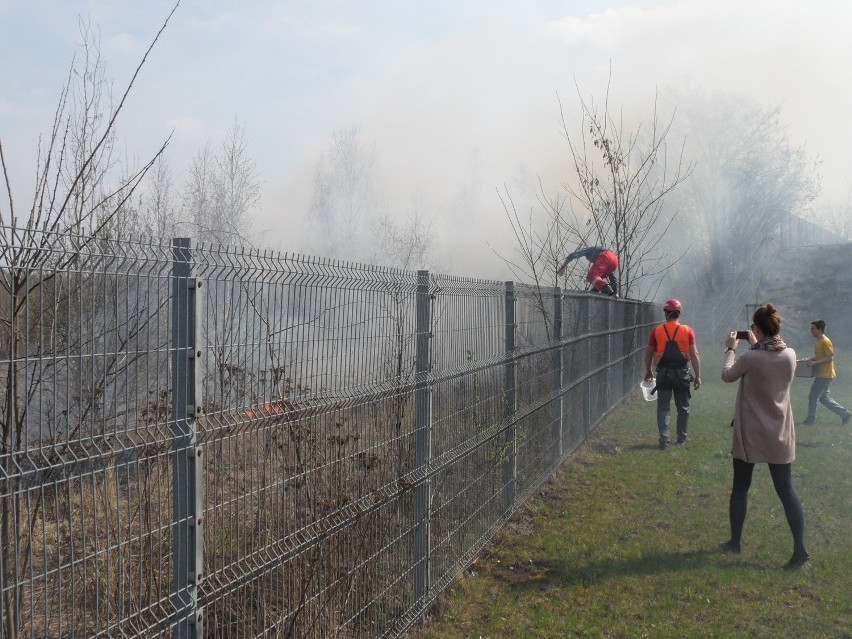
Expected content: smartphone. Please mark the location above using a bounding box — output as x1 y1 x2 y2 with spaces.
735 330 749 340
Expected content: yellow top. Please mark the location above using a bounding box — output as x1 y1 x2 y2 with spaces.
814 334 836 379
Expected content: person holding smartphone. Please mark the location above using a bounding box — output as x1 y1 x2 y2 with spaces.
720 303 809 568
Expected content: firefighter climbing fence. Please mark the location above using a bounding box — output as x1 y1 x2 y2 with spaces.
0 227 656 638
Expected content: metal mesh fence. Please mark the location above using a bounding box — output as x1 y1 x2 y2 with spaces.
0 228 656 638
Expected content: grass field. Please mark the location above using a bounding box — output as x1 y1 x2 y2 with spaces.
409 350 852 639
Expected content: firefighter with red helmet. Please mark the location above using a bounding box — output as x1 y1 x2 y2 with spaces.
644 298 702 449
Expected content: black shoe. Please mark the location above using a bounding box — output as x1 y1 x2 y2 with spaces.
659 441 668 450
676 437 689 445
801 418 815 425
720 540 741 554
843 413 851 425
784 551 810 569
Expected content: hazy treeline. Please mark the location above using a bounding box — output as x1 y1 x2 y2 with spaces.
3 9 844 308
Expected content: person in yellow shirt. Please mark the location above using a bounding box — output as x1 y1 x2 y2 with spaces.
802 319 852 425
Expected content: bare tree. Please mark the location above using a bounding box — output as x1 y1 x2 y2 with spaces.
496 76 690 318
666 91 821 293
553 80 691 300
184 143 216 239
213 119 261 244
90 154 180 241
490 181 575 339
142 154 181 238
372 208 434 271
306 127 381 262
0 5 179 635
370 209 435 474
182 119 260 246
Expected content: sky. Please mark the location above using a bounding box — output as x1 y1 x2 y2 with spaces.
2 0 852 277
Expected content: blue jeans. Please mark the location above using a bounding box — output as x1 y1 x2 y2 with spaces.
807 377 850 421
656 385 690 444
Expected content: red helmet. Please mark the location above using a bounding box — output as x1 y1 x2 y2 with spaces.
663 299 682 313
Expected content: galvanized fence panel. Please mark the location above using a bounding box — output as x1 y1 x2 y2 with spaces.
0 228 178 638
409 274 510 635
0 227 655 638
189 247 422 638
512 283 561 502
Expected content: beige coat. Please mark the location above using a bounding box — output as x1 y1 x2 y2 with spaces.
721 347 797 463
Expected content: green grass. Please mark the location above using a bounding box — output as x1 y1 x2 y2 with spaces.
410 351 852 639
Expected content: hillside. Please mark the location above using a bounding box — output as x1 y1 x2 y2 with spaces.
758 243 852 351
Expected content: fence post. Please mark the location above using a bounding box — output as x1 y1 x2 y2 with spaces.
413 270 432 615
553 288 563 463
604 301 613 408
502 282 517 514
623 304 629 396
614 300 625 400
583 297 592 436
171 238 204 639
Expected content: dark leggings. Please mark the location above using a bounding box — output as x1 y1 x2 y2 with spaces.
729 458 807 554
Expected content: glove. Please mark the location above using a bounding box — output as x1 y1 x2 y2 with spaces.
557 254 575 276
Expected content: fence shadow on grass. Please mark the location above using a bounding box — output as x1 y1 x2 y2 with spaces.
625 443 661 452
500 549 723 590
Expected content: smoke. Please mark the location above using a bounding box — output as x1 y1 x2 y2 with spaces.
3 1 852 277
